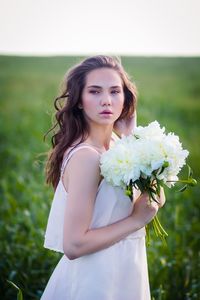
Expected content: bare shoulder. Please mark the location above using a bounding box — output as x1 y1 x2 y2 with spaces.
67 147 100 170
64 147 101 193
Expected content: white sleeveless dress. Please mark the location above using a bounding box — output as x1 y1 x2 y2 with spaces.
41 143 151 300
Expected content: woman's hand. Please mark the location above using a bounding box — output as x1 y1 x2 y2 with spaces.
113 111 137 137
150 180 166 208
156 187 166 208
130 192 159 228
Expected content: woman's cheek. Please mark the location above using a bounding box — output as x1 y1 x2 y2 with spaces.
82 97 93 110
117 98 124 112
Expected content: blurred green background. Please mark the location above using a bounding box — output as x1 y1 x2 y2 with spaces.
0 56 199 299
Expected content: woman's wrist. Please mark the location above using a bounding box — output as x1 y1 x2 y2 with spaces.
128 215 143 232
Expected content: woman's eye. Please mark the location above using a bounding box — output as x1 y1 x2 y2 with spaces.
111 90 120 94
89 90 120 94
89 90 99 94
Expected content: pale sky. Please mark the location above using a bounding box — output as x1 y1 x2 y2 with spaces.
0 0 200 56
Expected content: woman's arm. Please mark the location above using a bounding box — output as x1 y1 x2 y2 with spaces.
62 148 158 260
113 111 137 137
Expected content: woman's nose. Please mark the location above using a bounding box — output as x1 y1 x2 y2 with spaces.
100 92 112 106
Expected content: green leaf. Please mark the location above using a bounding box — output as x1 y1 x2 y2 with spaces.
163 161 169 168
177 185 188 192
149 187 157 195
188 178 197 186
7 280 23 300
135 180 145 193
149 191 160 204
17 290 23 300
187 164 193 178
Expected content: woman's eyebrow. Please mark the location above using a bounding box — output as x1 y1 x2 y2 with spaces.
87 85 122 89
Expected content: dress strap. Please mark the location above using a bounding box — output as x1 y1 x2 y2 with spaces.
60 144 101 178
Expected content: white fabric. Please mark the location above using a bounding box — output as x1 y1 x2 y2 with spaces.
41 143 151 300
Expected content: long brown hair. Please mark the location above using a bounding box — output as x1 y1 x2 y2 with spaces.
44 55 138 190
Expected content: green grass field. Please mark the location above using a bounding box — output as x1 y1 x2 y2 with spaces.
0 55 199 299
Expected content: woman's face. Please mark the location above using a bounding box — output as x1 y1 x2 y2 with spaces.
81 67 125 128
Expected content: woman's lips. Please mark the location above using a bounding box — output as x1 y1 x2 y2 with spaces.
100 111 113 114
99 112 113 118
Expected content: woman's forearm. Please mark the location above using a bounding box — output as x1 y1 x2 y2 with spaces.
64 215 142 260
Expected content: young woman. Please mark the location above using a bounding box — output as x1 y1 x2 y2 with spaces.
41 55 165 300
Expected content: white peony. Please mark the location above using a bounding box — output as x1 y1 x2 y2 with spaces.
134 120 165 140
100 121 192 244
100 142 140 187
100 121 189 189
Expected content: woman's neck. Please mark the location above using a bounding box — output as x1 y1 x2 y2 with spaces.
84 126 113 152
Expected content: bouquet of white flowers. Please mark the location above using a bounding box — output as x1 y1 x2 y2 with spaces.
100 121 197 244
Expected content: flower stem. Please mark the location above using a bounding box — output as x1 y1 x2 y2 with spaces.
146 216 168 246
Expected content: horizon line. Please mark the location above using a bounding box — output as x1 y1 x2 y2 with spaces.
0 52 200 58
